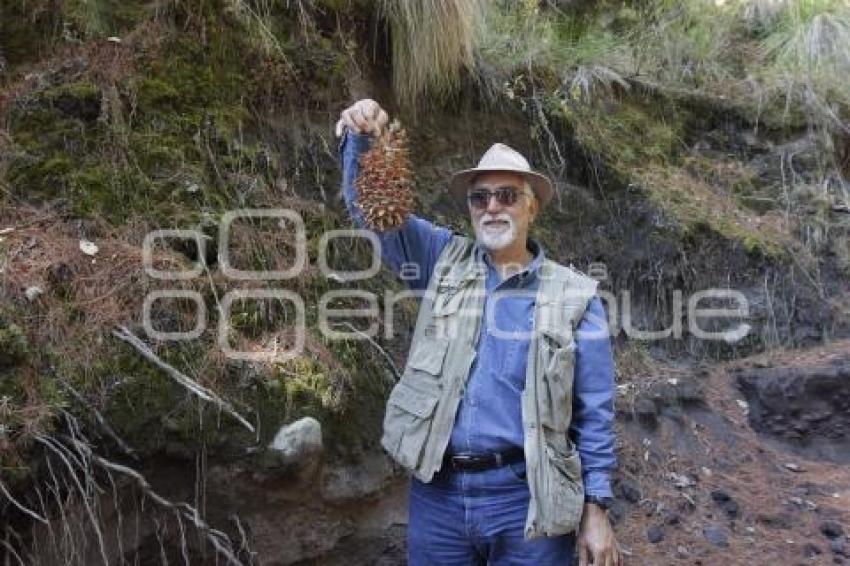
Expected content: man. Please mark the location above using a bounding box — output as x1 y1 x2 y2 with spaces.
335 99 620 566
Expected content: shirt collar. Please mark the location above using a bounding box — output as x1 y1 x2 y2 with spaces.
475 238 546 285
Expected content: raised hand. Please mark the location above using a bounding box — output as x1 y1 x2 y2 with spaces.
334 98 390 138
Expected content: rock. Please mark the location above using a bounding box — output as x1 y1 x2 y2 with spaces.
614 477 641 503
24 286 43 301
822 521 846 540
79 239 99 256
608 499 626 525
667 472 694 489
635 398 658 428
663 510 681 525
832 537 847 557
736 364 850 464
711 489 739 519
647 526 664 543
267 417 323 467
703 525 729 547
803 543 822 558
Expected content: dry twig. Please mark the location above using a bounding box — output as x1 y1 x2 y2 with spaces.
111 325 255 433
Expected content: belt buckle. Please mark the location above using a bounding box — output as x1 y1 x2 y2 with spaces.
450 453 500 471
450 454 475 470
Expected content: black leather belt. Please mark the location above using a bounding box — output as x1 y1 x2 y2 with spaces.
442 447 525 472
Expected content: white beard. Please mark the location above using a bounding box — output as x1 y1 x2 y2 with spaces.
474 213 517 251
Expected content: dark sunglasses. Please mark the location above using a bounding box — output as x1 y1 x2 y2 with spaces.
467 186 531 209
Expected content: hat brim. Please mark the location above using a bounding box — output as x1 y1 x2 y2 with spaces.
449 167 554 209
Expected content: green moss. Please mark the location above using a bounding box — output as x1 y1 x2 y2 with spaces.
63 0 150 38
0 1 63 70
0 322 28 369
136 78 182 107
43 81 102 103
258 338 390 459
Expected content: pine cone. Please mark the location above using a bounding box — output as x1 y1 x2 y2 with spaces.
355 121 416 231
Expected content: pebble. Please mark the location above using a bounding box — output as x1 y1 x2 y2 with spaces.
25 285 43 301
711 489 739 519
79 239 98 256
822 521 846 540
663 510 681 525
635 398 658 427
803 543 822 558
616 477 641 503
703 525 729 547
647 526 664 544
832 537 848 557
668 472 694 489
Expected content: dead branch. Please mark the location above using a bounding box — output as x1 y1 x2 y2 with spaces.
111 325 255 433
59 381 138 459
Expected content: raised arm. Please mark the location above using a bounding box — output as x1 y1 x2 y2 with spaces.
337 99 452 291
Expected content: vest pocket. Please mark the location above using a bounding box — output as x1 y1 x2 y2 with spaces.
542 441 584 533
406 337 450 377
381 382 440 470
540 333 577 432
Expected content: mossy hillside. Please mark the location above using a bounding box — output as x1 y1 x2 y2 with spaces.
0 315 62 485
4 1 351 226
474 0 849 268
549 94 791 258
1 204 406 472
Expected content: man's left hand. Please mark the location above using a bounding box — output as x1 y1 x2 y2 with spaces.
577 503 621 566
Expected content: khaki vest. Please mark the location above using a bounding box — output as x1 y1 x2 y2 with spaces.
381 235 599 539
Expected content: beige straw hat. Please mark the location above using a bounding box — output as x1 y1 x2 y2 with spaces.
448 143 554 208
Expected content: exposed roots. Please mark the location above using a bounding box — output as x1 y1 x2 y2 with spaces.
1 412 253 565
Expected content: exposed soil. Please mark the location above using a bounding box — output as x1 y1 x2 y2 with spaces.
612 340 850 565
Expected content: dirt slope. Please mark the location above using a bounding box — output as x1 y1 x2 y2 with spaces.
612 340 850 565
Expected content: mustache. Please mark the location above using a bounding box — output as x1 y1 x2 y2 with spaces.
479 213 512 223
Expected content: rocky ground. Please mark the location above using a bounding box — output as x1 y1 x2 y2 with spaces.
611 340 850 565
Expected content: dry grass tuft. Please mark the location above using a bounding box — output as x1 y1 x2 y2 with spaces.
381 0 483 105
756 0 850 131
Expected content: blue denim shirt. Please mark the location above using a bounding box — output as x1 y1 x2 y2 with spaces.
340 131 616 498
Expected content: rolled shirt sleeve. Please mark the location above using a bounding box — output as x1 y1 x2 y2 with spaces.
570 296 617 498
339 129 451 290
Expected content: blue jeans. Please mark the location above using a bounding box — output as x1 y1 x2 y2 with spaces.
408 460 576 565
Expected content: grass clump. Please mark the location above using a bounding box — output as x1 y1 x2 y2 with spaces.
381 0 483 105
757 0 850 130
